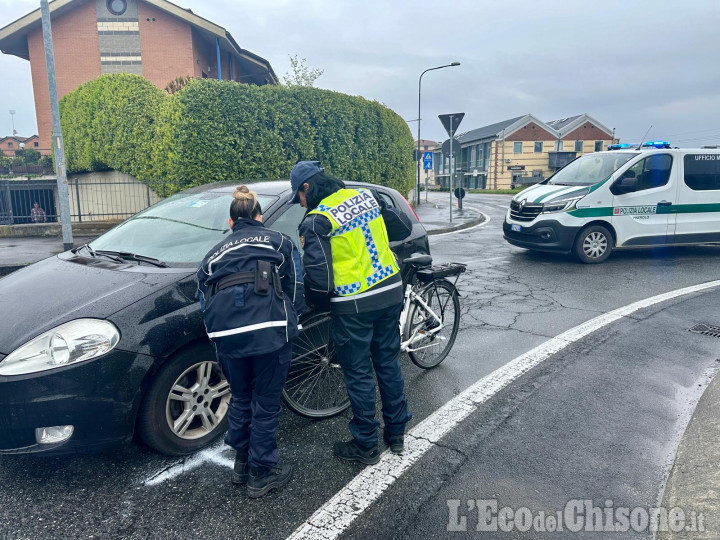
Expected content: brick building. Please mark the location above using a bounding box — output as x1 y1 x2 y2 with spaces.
0 0 278 148
0 135 40 156
433 113 615 190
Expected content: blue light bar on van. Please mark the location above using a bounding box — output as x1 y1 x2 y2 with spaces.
608 141 671 150
608 143 635 150
642 141 671 149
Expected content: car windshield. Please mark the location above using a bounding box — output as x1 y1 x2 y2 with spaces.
89 192 277 265
547 153 638 186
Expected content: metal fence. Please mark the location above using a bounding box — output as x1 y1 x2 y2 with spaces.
0 148 55 177
0 176 180 225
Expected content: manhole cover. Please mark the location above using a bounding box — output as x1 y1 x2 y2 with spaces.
689 324 720 338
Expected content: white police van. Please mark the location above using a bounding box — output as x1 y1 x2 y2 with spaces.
503 143 720 263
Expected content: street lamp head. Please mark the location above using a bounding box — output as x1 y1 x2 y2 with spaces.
450 62 460 66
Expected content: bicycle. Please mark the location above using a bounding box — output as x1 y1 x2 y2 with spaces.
281 254 466 418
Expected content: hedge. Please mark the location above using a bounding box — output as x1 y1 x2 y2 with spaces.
60 75 414 194
60 74 166 179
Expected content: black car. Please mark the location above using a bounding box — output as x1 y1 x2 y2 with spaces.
0 180 428 456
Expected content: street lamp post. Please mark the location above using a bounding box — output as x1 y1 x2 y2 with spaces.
416 62 460 206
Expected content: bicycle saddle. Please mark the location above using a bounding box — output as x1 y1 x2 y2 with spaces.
403 253 432 267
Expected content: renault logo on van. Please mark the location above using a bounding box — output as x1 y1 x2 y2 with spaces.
519 199 526 211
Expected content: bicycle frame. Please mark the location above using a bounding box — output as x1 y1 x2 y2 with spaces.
399 283 445 352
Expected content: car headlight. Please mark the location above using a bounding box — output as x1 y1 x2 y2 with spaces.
541 189 589 214
0 319 120 376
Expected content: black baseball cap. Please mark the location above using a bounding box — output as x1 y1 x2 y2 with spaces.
289 160 324 203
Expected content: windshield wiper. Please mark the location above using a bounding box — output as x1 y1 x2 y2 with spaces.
95 250 168 268
71 243 96 256
71 244 127 264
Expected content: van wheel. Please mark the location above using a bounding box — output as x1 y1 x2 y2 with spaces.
574 225 613 264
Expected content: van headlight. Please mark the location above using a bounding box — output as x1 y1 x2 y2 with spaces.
541 189 589 213
0 319 120 376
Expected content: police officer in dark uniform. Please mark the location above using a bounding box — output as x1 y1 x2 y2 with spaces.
197 185 305 498
289 161 413 464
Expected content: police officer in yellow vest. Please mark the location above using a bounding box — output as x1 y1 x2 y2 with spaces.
290 160 413 464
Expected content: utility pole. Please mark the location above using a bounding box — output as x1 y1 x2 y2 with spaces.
41 0 73 250
9 110 16 136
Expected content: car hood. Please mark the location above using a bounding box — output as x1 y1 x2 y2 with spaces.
0 254 193 355
513 183 591 204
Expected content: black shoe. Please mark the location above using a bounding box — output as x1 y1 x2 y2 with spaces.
247 463 293 498
333 439 381 465
231 453 248 485
383 431 405 454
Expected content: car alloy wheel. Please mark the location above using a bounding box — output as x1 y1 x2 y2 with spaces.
165 361 230 440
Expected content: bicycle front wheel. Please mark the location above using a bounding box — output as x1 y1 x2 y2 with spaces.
403 279 460 369
281 311 350 418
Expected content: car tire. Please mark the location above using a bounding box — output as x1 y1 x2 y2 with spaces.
574 225 614 264
137 344 230 456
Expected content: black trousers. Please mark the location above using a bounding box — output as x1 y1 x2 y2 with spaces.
332 303 412 448
218 342 291 469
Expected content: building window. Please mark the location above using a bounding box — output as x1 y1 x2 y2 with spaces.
534 142 543 153
595 141 603 152
8 142 13 148
555 140 563 151
575 140 583 152
107 0 127 16
513 142 522 154
34 142 39 147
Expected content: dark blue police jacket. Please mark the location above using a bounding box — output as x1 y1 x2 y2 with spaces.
197 218 305 358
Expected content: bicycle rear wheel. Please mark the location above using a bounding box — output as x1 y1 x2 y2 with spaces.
281 311 350 418
403 279 460 369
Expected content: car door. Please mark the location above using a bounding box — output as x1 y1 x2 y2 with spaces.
674 152 720 244
610 153 676 247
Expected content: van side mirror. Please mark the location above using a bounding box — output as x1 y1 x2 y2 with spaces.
611 173 638 195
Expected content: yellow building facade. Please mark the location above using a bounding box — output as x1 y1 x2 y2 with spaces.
434 114 615 190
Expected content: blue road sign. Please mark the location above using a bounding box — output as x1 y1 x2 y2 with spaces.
423 151 433 170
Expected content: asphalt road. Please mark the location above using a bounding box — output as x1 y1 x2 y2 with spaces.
1 193 719 539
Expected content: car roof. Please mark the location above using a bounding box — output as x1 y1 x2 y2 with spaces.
181 179 400 197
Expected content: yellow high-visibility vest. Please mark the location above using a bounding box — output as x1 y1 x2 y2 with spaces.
309 188 399 296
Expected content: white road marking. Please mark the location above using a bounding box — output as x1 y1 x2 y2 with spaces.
142 440 230 486
287 279 720 540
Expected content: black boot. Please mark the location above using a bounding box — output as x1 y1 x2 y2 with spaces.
231 453 248 485
333 439 381 465
383 430 405 454
247 463 293 498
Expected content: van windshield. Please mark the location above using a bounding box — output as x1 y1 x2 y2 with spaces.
548 153 638 186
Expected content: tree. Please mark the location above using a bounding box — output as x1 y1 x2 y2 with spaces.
282 55 324 87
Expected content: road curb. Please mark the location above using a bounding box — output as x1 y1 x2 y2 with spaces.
425 213 486 236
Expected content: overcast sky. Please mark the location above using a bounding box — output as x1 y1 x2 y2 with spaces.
1 0 719 146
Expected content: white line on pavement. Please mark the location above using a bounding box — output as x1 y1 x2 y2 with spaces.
142 440 229 486
287 279 720 540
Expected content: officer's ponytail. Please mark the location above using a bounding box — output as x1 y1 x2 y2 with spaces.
230 185 262 221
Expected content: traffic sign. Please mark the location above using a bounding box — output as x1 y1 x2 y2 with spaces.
422 151 433 170
454 187 466 200
438 113 465 137
441 138 459 159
